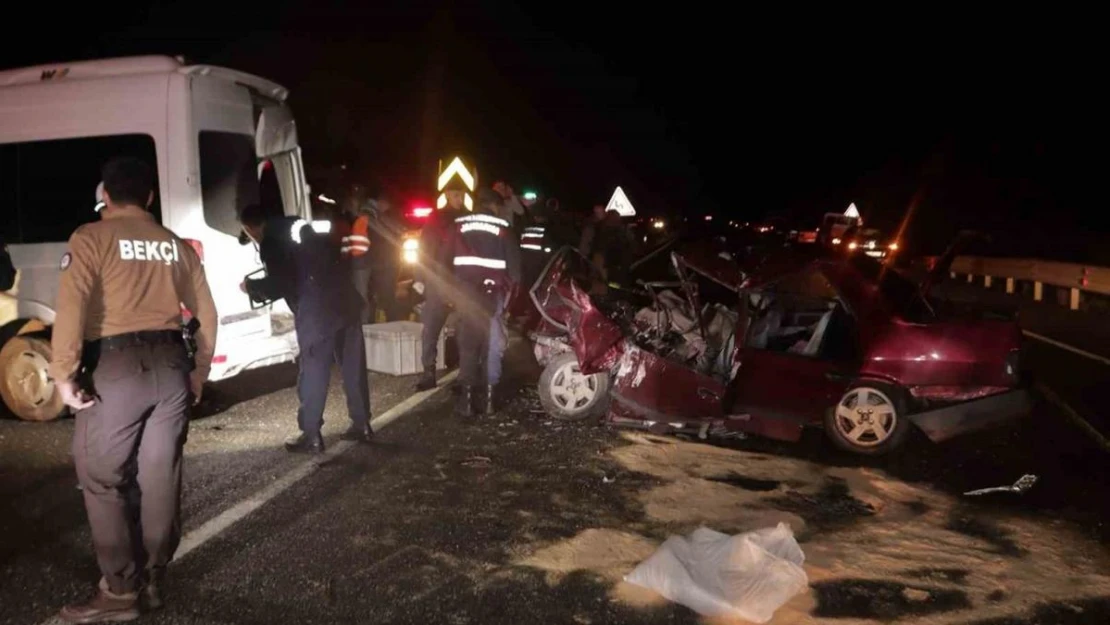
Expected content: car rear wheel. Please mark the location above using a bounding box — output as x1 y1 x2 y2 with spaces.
0 334 65 421
538 352 610 422
824 382 910 455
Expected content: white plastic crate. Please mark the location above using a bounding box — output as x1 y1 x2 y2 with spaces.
362 321 446 375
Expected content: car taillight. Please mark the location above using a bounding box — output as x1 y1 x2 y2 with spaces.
409 207 433 220
184 238 204 263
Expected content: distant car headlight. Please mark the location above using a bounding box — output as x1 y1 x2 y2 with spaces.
848 242 858 250
402 238 419 264
889 242 899 251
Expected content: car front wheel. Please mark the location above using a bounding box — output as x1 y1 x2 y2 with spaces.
824 382 911 455
537 352 610 422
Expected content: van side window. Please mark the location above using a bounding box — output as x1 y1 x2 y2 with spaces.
258 160 286 219
0 134 160 244
198 132 261 237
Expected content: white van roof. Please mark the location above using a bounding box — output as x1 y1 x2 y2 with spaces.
0 55 289 101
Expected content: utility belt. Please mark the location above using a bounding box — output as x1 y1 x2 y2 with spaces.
80 328 194 381
88 329 184 353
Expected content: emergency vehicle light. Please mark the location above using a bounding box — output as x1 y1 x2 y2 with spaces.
402 237 419 264
410 207 433 219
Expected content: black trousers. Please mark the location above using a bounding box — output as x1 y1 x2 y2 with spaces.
456 292 494 387
421 288 449 370
296 323 371 434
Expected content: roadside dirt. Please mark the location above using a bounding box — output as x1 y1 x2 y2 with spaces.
514 430 1110 624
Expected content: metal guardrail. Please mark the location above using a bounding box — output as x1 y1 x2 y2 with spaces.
939 256 1109 310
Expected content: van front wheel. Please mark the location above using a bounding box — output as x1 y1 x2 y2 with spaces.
0 335 65 421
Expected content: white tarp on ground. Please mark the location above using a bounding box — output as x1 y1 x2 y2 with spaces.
625 523 808 623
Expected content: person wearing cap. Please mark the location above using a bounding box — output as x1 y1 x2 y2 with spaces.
413 178 468 391
50 157 217 621
445 188 520 416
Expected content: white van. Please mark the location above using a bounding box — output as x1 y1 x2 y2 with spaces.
0 55 309 420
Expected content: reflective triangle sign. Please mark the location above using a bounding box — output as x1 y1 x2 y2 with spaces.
605 186 636 217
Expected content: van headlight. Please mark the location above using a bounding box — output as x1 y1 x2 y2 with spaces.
402 238 419 264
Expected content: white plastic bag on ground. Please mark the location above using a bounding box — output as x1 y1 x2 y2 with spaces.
624 523 808 623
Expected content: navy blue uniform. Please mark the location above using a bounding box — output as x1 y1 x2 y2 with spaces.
416 207 465 373
446 213 520 390
246 217 370 435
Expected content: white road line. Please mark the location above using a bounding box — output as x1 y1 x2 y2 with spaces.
1023 330 1110 367
1035 381 1110 453
36 370 458 625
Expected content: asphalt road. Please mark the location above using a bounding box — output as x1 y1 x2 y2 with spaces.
1 322 1109 624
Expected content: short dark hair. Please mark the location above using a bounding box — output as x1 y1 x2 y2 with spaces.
239 203 267 228
101 157 155 208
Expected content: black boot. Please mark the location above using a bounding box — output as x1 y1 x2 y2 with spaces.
455 386 475 418
284 432 324 453
340 422 373 443
415 366 436 391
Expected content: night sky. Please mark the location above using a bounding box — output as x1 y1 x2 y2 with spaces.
2 3 1100 259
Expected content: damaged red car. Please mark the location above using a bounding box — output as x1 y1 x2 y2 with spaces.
528 240 1031 455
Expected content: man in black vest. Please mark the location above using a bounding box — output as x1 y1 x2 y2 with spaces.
444 188 520 416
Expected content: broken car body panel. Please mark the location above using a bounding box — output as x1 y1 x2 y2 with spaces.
531 240 1031 448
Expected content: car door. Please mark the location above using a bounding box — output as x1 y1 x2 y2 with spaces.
724 276 857 442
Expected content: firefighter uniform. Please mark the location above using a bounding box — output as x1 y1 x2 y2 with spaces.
447 204 520 416
49 179 217 620
244 216 371 452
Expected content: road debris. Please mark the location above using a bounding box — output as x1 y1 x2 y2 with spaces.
625 523 807 623
963 474 1038 496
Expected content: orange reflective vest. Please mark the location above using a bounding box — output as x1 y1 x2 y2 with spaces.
340 214 371 258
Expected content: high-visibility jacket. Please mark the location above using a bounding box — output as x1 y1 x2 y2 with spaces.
448 213 521 294
519 226 549 253
341 214 371 258
245 217 359 344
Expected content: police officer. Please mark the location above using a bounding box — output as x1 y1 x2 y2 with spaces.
412 179 468 391
240 204 373 452
446 188 520 416
49 157 218 622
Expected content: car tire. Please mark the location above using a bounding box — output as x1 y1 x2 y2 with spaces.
0 334 65 421
538 352 610 422
824 381 911 455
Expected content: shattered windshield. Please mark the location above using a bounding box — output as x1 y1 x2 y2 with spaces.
849 256 935 322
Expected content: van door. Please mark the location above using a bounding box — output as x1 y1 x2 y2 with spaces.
189 77 285 359
256 103 309 219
